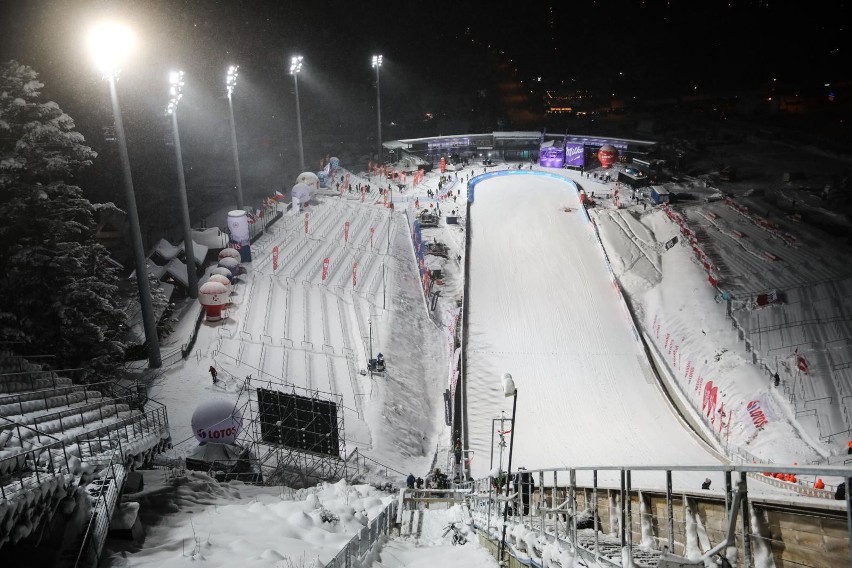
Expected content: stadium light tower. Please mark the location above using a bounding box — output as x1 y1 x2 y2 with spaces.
166 70 198 299
226 65 245 210
88 22 161 368
372 55 382 164
290 55 305 173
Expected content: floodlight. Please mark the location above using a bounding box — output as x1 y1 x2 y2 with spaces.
226 64 239 95
166 70 184 115
372 54 383 68
88 22 135 76
290 55 303 75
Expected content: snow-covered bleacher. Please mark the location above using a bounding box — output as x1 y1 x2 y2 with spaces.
0 352 171 560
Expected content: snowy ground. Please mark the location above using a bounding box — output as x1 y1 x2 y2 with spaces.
115 151 852 566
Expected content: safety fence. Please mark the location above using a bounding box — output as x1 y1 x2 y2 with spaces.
467 463 852 568
325 499 397 568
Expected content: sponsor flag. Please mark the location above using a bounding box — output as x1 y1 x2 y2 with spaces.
370 227 375 248
273 245 279 271
353 261 358 288
322 257 329 281
797 354 809 374
304 213 310 234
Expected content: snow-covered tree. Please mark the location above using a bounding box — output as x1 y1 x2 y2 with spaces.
0 60 126 381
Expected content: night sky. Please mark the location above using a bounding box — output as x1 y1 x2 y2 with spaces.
0 1 848 230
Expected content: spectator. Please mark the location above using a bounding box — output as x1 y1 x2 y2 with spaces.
701 478 712 490
814 478 825 490
209 366 218 384
406 473 415 489
514 467 534 515
835 482 846 500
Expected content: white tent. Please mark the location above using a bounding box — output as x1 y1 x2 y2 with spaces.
291 182 312 205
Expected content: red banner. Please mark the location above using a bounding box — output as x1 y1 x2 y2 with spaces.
797 354 809 374
304 213 309 234
707 386 718 419
322 257 329 281
344 221 350 243
272 245 279 271
370 227 375 248
353 262 358 288
702 381 714 412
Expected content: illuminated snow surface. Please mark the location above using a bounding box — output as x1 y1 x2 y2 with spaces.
109 162 842 566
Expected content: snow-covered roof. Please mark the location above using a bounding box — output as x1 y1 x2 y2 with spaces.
191 227 228 249
150 238 209 266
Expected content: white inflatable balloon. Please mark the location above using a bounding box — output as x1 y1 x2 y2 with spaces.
191 398 243 444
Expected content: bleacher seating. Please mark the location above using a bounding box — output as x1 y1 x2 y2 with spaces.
0 351 171 561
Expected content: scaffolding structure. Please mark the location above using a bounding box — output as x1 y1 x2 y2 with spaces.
232 377 348 488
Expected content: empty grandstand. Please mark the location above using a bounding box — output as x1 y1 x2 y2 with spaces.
0 350 171 567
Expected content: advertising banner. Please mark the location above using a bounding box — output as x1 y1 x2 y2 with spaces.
322 257 330 281
344 221 350 243
370 227 375 248
702 380 714 412
708 386 718 421
227 210 252 262
304 213 310 234
746 398 769 430
564 142 585 168
539 144 564 168
353 262 358 288
273 245 279 271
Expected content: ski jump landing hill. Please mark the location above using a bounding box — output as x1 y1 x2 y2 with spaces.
462 169 723 490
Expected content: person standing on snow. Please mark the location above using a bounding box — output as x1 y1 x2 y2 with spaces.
406 473 416 489
209 366 218 384
514 467 533 515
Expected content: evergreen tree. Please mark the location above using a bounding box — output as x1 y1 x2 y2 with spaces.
0 60 126 381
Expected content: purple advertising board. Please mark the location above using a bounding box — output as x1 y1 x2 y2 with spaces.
564 142 585 168
539 145 564 168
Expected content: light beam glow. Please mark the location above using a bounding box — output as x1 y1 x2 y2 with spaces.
88 22 135 76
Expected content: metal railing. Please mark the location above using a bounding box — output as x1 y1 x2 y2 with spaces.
346 447 407 479
326 499 396 568
72 454 126 568
0 420 69 500
0 381 114 417
467 463 852 568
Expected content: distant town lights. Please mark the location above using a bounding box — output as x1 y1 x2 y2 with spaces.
372 54 382 68
166 70 184 115
226 65 239 96
88 22 135 76
290 55 303 75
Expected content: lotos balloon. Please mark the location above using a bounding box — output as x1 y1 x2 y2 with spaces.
191 398 242 444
